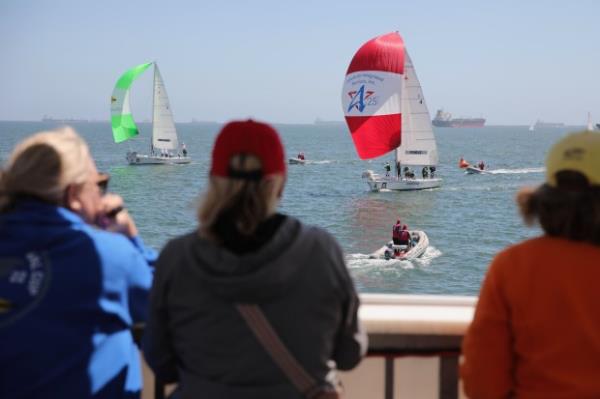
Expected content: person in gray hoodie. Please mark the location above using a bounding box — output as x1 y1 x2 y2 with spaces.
143 120 367 399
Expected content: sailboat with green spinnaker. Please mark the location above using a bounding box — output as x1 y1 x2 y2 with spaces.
110 62 190 165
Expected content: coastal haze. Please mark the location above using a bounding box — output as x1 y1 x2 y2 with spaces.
1 0 599 125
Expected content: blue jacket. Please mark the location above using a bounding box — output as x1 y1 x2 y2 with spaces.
0 201 156 398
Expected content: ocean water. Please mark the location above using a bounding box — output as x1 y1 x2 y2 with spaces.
0 121 573 295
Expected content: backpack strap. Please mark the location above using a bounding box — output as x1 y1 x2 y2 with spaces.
236 304 322 397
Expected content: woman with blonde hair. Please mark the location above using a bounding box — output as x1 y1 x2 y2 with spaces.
143 120 366 398
461 131 600 398
0 127 155 398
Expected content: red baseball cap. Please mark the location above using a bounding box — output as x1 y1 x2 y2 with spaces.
210 119 286 179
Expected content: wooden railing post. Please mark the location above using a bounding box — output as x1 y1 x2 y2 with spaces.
439 354 459 399
385 356 395 399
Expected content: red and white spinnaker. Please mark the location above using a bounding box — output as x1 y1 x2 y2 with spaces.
341 32 405 160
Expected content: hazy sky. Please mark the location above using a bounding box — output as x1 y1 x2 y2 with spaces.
1 0 599 125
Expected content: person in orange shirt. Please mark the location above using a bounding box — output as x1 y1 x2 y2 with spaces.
461 131 600 399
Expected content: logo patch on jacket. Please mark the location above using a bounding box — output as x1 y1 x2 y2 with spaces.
0 252 51 328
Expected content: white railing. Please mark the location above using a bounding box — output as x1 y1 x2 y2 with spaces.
144 294 477 399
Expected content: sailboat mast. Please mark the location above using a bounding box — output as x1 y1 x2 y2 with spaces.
395 59 408 166
151 62 156 152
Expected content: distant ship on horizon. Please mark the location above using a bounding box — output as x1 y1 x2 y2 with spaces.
532 120 565 129
314 117 343 125
432 109 485 128
42 115 88 123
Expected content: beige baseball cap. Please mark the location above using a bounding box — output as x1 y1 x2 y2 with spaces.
545 131 600 187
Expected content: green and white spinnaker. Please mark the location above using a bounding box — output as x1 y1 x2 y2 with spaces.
110 62 153 143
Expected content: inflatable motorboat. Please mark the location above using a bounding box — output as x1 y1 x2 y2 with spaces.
464 165 487 174
288 157 306 165
369 231 429 260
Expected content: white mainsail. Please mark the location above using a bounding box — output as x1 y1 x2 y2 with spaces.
152 64 179 151
395 52 438 166
587 112 593 131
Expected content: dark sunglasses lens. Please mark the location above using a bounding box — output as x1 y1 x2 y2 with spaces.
97 180 108 195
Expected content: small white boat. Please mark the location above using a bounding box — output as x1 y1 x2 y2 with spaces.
362 170 441 191
288 157 306 165
464 165 487 174
369 231 429 260
586 112 594 131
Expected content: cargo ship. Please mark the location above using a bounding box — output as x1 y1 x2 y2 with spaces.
432 109 485 128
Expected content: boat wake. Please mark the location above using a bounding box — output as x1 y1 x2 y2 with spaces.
346 246 442 269
487 167 544 174
306 160 333 165
414 246 442 266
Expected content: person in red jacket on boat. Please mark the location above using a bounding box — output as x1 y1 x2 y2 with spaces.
459 157 470 169
398 225 411 249
392 220 402 245
390 225 411 258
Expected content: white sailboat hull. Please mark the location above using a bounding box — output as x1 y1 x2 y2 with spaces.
126 151 191 165
362 170 441 191
369 231 429 260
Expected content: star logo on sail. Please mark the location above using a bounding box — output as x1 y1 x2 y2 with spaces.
111 96 117 103
347 85 374 113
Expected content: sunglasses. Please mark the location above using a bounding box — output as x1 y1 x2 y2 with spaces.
97 173 110 195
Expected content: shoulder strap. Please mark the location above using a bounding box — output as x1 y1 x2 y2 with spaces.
236 304 322 398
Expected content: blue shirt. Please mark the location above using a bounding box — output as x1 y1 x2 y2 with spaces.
0 201 156 398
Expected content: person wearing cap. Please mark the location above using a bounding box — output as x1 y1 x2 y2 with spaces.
143 120 366 398
0 127 156 398
461 131 600 398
